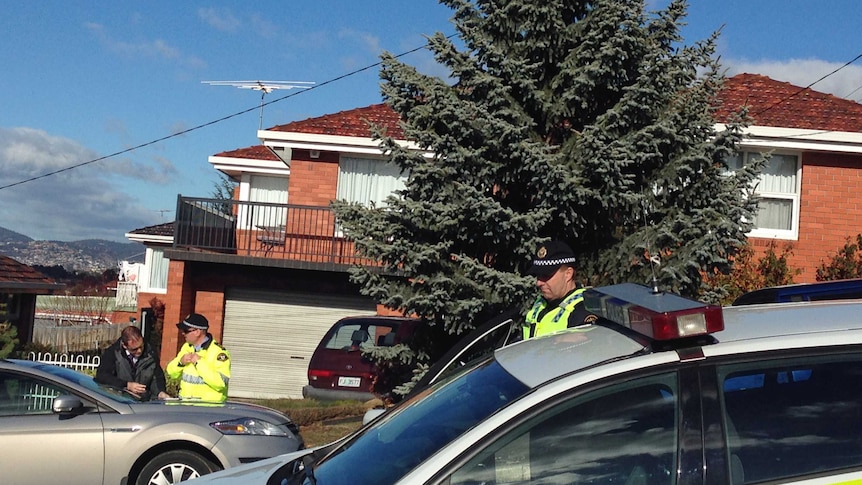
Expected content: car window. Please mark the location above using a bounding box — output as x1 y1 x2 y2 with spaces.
719 355 862 484
448 373 678 485
0 371 64 415
325 323 395 349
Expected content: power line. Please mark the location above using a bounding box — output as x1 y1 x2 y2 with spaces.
0 39 444 191
751 53 862 117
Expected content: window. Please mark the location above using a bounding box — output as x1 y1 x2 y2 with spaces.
244 175 288 228
720 355 862 483
0 372 63 416
449 373 678 485
726 151 800 239
337 157 407 207
325 322 396 349
144 247 168 292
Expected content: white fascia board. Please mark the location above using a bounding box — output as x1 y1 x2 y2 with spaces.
716 124 862 154
208 155 290 176
124 233 174 244
258 130 434 157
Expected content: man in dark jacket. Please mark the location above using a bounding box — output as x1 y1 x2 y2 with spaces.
95 325 169 401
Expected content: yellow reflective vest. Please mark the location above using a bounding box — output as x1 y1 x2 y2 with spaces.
166 337 231 402
524 288 586 339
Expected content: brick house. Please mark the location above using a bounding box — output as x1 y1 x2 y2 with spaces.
716 74 862 280
125 73 862 399
0 255 64 346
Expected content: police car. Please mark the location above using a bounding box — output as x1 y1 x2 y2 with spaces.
187 283 862 485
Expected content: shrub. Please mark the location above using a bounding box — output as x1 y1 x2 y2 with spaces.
816 234 862 281
704 240 800 305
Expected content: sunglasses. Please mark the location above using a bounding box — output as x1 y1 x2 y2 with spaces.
182 327 200 334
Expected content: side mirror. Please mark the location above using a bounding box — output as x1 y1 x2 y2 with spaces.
52 395 86 415
362 407 386 425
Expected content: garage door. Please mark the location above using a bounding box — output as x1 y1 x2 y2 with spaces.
222 288 377 399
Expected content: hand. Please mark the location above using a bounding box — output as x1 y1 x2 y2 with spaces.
156 391 172 400
180 352 200 366
127 382 146 395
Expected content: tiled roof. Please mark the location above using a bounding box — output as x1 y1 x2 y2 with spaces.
127 222 174 237
213 145 279 161
251 74 862 148
0 255 62 292
716 73 862 132
267 103 405 139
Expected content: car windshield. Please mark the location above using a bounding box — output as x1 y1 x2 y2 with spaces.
14 360 140 404
303 357 529 485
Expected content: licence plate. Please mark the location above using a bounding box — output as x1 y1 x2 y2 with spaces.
338 376 361 387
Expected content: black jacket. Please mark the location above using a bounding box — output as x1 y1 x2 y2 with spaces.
95 338 167 401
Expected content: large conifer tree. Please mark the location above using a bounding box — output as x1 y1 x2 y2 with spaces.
333 0 760 339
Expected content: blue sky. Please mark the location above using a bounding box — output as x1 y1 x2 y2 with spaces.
1 1 861 243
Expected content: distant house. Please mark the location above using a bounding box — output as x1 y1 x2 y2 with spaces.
715 73 862 279
0 255 64 346
123 73 862 399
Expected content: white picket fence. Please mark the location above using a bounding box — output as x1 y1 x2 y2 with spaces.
28 352 100 372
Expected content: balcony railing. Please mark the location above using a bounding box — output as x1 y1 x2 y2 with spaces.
173 196 376 267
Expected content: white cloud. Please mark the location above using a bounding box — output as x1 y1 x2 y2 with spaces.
84 21 206 70
724 58 862 101
0 127 161 241
198 7 241 33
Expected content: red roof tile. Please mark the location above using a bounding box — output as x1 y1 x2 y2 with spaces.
253 74 861 148
0 255 62 292
716 73 862 132
213 145 279 161
127 222 174 237
267 104 405 139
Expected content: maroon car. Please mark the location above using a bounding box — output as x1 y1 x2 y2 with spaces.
302 316 423 401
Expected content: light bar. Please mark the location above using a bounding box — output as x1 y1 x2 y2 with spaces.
584 283 724 340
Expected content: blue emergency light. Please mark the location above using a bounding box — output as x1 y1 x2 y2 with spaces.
584 283 724 340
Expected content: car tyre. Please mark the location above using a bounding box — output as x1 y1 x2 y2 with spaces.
135 450 220 485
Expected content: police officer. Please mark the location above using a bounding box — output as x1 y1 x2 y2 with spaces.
166 313 231 402
524 240 596 339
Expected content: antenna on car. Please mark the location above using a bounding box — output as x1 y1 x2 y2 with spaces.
641 201 661 294
202 80 315 130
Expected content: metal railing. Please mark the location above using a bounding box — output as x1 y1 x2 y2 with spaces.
173 196 377 266
28 352 101 373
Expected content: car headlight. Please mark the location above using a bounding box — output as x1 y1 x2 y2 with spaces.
211 417 290 436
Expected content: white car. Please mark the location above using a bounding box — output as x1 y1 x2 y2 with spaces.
188 283 862 485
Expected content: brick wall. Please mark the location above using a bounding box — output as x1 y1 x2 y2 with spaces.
288 151 339 206
750 151 862 282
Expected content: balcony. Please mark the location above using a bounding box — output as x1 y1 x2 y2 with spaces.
171 196 378 270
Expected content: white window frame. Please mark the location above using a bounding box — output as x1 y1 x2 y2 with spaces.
140 247 168 294
730 149 801 241
237 174 289 229
336 156 408 208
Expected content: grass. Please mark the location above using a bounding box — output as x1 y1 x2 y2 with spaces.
244 398 373 448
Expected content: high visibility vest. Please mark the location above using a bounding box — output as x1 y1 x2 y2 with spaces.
166 337 231 402
524 288 586 339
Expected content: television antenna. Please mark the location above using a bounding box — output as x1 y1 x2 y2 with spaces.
202 80 315 130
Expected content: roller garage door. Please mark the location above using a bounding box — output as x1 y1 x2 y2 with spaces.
222 288 377 399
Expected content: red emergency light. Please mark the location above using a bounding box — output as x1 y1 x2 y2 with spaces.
584 283 724 340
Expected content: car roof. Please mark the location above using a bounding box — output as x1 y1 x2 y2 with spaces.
489 298 862 390
492 324 647 388
718 298 862 341
731 278 862 305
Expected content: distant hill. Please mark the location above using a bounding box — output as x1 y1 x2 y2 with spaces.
0 226 32 244
0 227 144 273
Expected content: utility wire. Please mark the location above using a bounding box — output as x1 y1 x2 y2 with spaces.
0 38 447 191
751 53 862 117
0 39 857 191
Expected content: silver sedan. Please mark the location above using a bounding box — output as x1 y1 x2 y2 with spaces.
0 359 304 485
